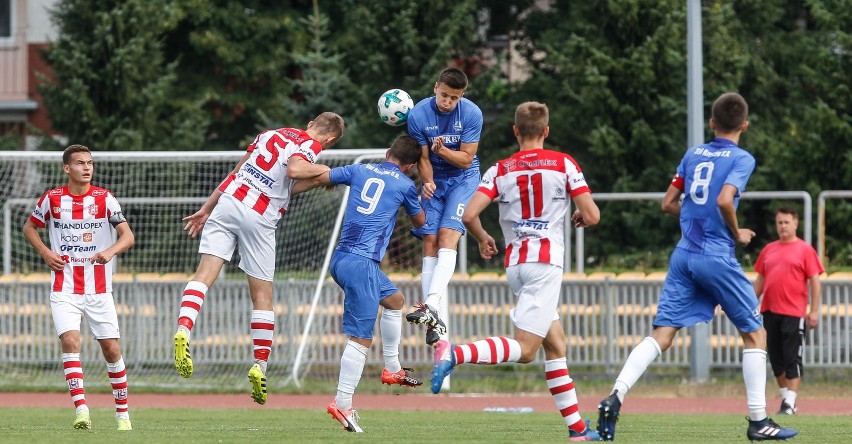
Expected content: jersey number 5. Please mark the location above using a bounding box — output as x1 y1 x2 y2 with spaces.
517 173 543 218
256 133 284 171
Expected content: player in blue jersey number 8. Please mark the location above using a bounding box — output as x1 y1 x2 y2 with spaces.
595 92 797 442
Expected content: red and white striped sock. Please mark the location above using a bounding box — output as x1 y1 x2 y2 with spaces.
107 357 129 419
453 337 522 365
545 357 585 434
62 353 86 412
178 281 208 334
251 310 275 373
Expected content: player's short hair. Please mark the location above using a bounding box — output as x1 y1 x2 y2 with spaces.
514 101 549 139
310 112 346 144
63 144 91 165
711 92 748 133
776 207 799 220
438 67 468 90
389 135 421 166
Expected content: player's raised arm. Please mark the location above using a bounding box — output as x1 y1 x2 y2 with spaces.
432 139 479 169
183 151 252 236
291 170 333 195
287 156 331 180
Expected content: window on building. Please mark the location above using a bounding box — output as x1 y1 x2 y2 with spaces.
0 0 11 39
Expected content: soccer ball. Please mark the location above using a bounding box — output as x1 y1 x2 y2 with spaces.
377 89 414 126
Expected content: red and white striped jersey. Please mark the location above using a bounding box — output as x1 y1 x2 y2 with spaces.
219 128 323 224
29 186 125 294
477 148 591 268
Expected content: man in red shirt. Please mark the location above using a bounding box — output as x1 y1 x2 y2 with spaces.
754 207 824 415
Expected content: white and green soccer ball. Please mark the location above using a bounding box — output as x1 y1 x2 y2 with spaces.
377 89 414 126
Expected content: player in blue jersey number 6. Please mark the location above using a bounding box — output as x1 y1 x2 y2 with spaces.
405 67 484 365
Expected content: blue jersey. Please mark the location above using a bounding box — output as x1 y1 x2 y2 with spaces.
329 162 421 262
407 96 482 181
673 137 755 257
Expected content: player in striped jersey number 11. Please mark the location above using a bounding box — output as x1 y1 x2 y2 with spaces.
440 101 604 441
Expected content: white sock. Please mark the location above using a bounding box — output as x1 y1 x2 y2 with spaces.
177 325 190 337
380 309 402 373
425 248 457 310
178 281 208 337
335 340 368 411
785 390 797 406
743 349 768 421
779 387 789 399
251 310 275 374
420 256 437 301
106 357 129 419
455 337 522 364
612 336 661 403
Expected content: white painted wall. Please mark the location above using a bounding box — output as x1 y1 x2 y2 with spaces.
26 0 56 43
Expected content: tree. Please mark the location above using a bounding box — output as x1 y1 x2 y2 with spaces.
162 1 310 149
324 0 482 148
484 0 851 268
496 0 688 267
259 0 358 135
39 0 208 151
701 1 851 264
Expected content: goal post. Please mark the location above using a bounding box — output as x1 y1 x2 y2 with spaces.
0 149 428 391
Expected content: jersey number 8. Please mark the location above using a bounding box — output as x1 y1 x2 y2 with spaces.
689 161 715 205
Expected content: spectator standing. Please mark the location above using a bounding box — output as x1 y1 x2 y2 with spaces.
754 207 824 415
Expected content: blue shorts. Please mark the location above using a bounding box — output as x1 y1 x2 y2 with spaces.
654 248 762 333
411 169 479 239
330 251 399 339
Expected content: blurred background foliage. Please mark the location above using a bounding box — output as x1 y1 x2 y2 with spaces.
33 0 851 268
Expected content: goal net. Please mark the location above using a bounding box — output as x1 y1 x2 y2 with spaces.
0 149 427 392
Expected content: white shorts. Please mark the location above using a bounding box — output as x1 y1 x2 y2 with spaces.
51 291 121 339
199 194 276 281
507 263 562 338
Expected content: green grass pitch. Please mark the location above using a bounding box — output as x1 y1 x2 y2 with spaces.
0 407 848 443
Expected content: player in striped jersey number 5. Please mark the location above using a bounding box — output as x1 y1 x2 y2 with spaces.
444 101 604 441
172 113 345 405
22 144 136 431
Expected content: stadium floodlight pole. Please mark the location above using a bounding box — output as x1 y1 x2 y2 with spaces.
288 152 384 387
686 0 710 383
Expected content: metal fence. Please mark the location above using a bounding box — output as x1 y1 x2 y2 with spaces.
1 275 848 389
